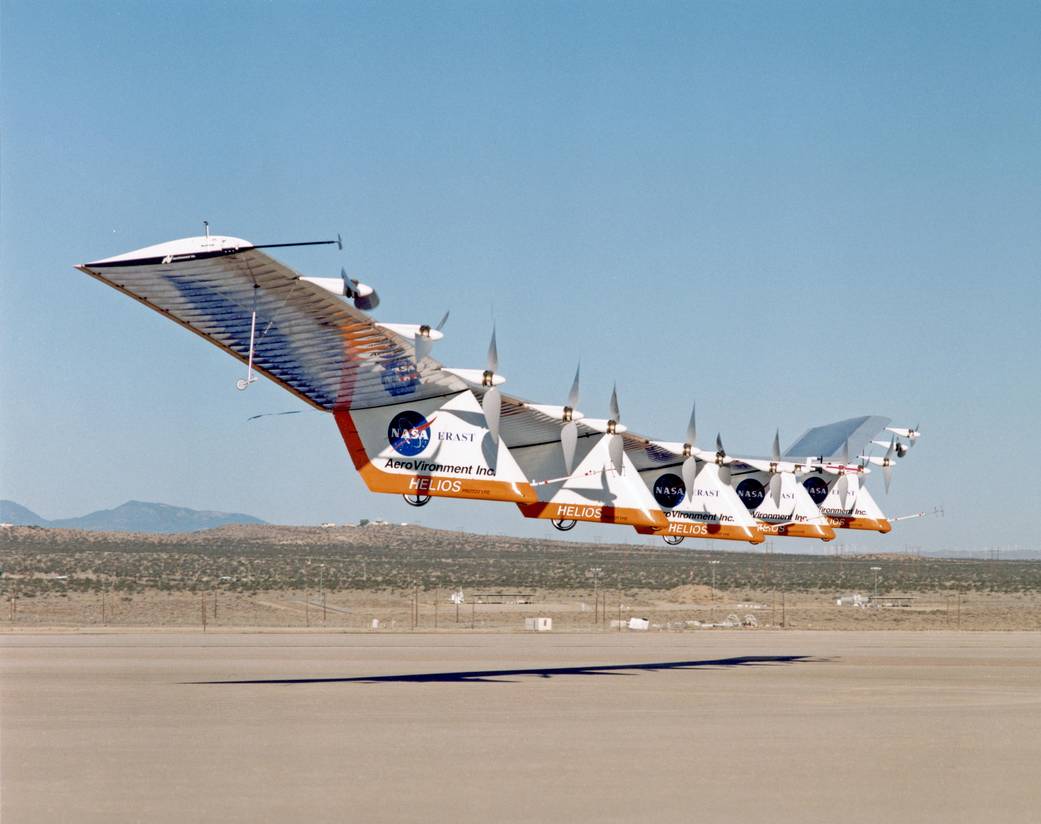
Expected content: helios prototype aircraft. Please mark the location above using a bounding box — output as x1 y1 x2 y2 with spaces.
77 231 922 545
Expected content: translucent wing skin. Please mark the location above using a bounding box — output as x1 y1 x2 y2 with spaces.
782 415 891 461
76 235 465 411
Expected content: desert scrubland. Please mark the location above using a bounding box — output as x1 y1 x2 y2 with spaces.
3 523 1039 631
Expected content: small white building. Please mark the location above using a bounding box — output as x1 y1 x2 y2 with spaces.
627 617 650 631
524 617 553 632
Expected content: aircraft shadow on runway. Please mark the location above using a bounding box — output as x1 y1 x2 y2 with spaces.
188 654 819 685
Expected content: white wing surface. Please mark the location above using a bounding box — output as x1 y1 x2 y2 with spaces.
77 235 465 411
783 415 891 461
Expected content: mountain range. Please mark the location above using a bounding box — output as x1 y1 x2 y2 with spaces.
0 500 266 534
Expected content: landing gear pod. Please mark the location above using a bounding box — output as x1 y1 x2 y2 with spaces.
403 493 431 507
662 535 684 546
551 519 577 531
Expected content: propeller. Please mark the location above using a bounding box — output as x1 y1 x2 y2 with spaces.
831 439 867 511
681 403 699 500
767 430 789 507
440 326 509 445
861 436 897 493
481 326 501 445
340 268 380 311
561 364 581 473
607 386 624 474
413 310 450 365
581 385 627 474
714 433 734 485
737 429 805 507
523 363 589 475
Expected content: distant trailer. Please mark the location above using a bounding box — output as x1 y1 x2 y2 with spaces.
525 617 553 632
868 596 914 608
474 592 535 605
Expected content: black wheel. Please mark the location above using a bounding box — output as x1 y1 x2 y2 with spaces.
403 493 432 507
551 518 577 532
662 535 684 546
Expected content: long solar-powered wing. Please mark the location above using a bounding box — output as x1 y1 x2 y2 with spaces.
78 233 919 540
76 234 465 411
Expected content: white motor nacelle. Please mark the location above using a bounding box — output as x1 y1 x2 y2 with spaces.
301 268 379 311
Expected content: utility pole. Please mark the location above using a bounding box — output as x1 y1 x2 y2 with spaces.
434 588 439 629
320 564 326 623
871 566 882 598
201 594 207 632
709 560 720 623
589 567 603 628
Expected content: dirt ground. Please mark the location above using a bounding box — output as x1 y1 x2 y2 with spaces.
2 631 1040 824
3 587 1041 632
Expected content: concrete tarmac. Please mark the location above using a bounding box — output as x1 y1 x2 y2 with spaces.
2 631 1040 823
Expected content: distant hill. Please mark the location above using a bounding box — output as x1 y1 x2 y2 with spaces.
0 499 265 533
0 500 46 526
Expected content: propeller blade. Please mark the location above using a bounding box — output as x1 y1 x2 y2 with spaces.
608 433 624 475
482 386 501 445
772 429 781 463
839 439 849 466
885 436 896 462
567 363 581 410
769 472 782 507
609 384 620 422
836 474 850 510
414 335 433 365
682 455 698 500
685 403 697 447
718 463 731 486
486 326 498 374
884 464 893 494
436 310 450 331
561 420 578 475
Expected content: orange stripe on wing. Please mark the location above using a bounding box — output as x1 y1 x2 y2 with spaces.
826 516 892 533
634 520 765 544
755 521 836 541
517 501 668 530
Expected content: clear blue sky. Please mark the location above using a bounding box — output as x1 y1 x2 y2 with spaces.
2 1 1039 551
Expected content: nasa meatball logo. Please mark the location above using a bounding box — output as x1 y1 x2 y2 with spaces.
387 410 433 456
652 473 686 509
803 476 829 506
380 358 420 397
736 478 765 510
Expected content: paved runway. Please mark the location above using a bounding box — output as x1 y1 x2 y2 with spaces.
2 631 1040 823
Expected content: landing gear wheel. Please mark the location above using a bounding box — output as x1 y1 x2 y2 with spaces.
662 535 684 546
403 493 432 507
551 518 577 532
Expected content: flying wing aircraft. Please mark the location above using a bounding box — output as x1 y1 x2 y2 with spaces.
77 232 920 544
